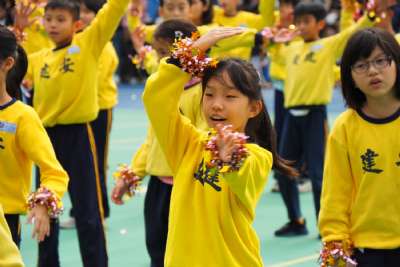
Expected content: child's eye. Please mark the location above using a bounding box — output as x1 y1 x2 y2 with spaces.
226 95 237 99
204 93 213 97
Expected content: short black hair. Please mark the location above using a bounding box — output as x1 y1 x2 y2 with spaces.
45 0 81 20
81 0 105 14
294 2 326 21
341 27 400 110
200 0 213 25
159 0 192 7
279 0 299 7
154 19 197 44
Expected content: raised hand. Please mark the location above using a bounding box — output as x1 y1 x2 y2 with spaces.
128 0 144 17
14 1 38 32
215 124 242 163
130 26 146 53
192 27 245 52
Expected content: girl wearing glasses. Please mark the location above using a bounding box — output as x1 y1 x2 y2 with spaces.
318 27 400 267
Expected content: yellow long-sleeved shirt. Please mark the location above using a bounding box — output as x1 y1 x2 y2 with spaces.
131 82 207 177
212 0 274 60
0 100 68 214
143 60 273 267
26 0 129 127
277 16 373 108
319 108 400 249
395 33 400 43
0 204 24 267
98 42 119 109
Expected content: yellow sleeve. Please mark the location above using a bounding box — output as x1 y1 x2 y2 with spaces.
143 50 159 75
330 15 374 59
212 28 258 52
0 205 24 267
259 0 276 27
143 60 203 173
222 145 272 215
17 108 69 202
339 8 355 31
80 0 130 58
130 127 152 178
318 130 353 243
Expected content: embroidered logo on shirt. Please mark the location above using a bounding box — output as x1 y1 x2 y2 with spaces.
0 137 4 150
59 57 75 73
361 149 383 174
304 51 317 63
194 159 222 192
395 154 400 167
0 121 17 133
40 63 50 79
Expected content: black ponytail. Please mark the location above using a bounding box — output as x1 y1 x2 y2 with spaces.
6 45 28 100
202 58 298 177
0 26 28 100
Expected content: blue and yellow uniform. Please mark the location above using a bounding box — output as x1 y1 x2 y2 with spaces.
0 99 68 249
272 16 375 226
319 108 400 252
89 41 119 219
143 60 273 266
25 0 130 265
130 80 207 266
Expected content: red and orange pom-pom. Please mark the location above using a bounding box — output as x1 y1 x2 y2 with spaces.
205 127 248 173
113 164 142 197
7 26 26 43
27 187 63 218
319 241 357 267
171 31 218 77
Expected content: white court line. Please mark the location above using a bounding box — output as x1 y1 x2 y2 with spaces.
269 254 319 267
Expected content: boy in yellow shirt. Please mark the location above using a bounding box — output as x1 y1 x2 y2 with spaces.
24 0 129 265
60 0 119 229
272 2 376 237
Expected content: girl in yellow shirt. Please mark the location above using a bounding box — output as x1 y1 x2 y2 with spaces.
319 28 400 266
139 28 296 266
0 26 68 253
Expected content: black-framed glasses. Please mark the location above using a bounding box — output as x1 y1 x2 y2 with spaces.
351 56 392 74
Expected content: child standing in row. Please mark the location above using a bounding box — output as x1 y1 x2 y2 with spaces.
319 27 400 267
60 0 120 229
272 1 377 237
0 25 68 259
142 28 297 266
112 19 207 267
24 0 130 265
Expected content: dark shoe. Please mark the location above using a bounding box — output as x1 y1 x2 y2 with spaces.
274 220 309 237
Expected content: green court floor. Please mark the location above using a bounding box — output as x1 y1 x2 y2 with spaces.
20 83 345 267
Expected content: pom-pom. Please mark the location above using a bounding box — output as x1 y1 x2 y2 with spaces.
113 164 142 197
319 241 357 267
171 32 218 77
27 187 63 218
205 127 249 173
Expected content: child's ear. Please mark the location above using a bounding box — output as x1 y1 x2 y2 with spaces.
159 7 164 18
0 57 15 72
74 20 84 32
317 20 326 31
249 100 263 118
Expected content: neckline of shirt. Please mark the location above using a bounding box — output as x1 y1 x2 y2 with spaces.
0 98 16 111
356 107 400 124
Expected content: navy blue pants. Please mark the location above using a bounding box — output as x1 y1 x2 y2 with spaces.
354 248 400 267
90 109 113 219
4 214 21 248
274 90 287 147
144 176 172 267
38 124 108 267
276 106 327 221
